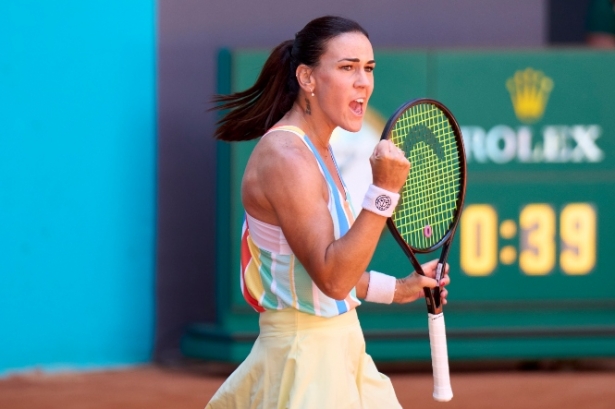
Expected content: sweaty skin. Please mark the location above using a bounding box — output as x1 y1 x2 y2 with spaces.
242 32 449 304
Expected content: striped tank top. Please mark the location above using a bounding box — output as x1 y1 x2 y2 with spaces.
240 126 361 317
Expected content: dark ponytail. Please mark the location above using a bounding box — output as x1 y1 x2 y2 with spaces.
212 16 369 141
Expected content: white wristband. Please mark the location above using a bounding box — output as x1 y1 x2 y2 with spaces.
361 184 400 218
365 271 397 304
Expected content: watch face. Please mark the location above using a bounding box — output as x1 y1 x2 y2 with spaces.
330 108 385 213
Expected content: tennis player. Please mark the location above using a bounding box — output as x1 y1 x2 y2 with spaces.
206 16 450 409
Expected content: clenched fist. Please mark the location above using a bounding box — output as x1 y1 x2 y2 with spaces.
370 140 411 193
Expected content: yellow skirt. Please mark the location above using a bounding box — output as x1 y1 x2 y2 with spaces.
205 308 401 409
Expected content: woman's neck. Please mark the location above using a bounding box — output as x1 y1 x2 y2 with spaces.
282 102 335 152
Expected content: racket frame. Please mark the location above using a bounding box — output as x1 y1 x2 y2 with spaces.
380 98 467 315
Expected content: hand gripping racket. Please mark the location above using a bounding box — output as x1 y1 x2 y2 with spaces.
382 98 467 402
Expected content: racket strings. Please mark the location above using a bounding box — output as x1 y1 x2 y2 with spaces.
390 103 462 250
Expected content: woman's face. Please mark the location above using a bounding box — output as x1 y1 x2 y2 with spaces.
310 32 375 133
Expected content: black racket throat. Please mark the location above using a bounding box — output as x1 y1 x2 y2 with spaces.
389 220 452 315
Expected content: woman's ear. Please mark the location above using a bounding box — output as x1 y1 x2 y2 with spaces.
296 64 315 95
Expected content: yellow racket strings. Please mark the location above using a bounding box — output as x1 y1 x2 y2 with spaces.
390 103 461 250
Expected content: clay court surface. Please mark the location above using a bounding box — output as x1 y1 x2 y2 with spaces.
1 360 614 409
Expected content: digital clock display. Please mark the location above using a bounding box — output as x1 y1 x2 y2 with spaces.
460 203 596 277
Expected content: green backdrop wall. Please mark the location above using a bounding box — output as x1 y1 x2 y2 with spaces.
183 48 615 363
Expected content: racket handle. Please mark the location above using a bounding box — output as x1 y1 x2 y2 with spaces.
428 312 453 402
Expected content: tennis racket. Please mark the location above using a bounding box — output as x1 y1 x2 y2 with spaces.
381 98 467 402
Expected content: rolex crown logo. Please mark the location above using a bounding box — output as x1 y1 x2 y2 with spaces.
506 68 554 124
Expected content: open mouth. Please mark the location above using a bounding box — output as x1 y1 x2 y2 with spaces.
350 98 364 115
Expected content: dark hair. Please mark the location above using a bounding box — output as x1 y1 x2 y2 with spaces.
212 16 369 141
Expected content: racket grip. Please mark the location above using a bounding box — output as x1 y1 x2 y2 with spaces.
428 312 453 402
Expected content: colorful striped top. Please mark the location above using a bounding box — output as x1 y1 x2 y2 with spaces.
240 126 362 317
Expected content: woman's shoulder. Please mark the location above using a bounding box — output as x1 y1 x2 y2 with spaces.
248 126 325 191
264 125 307 139
254 126 313 164
242 125 327 218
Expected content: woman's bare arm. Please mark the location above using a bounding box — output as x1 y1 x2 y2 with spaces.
245 131 409 300
355 261 450 305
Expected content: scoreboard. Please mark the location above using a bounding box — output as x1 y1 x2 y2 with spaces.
461 203 597 277
182 49 615 363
